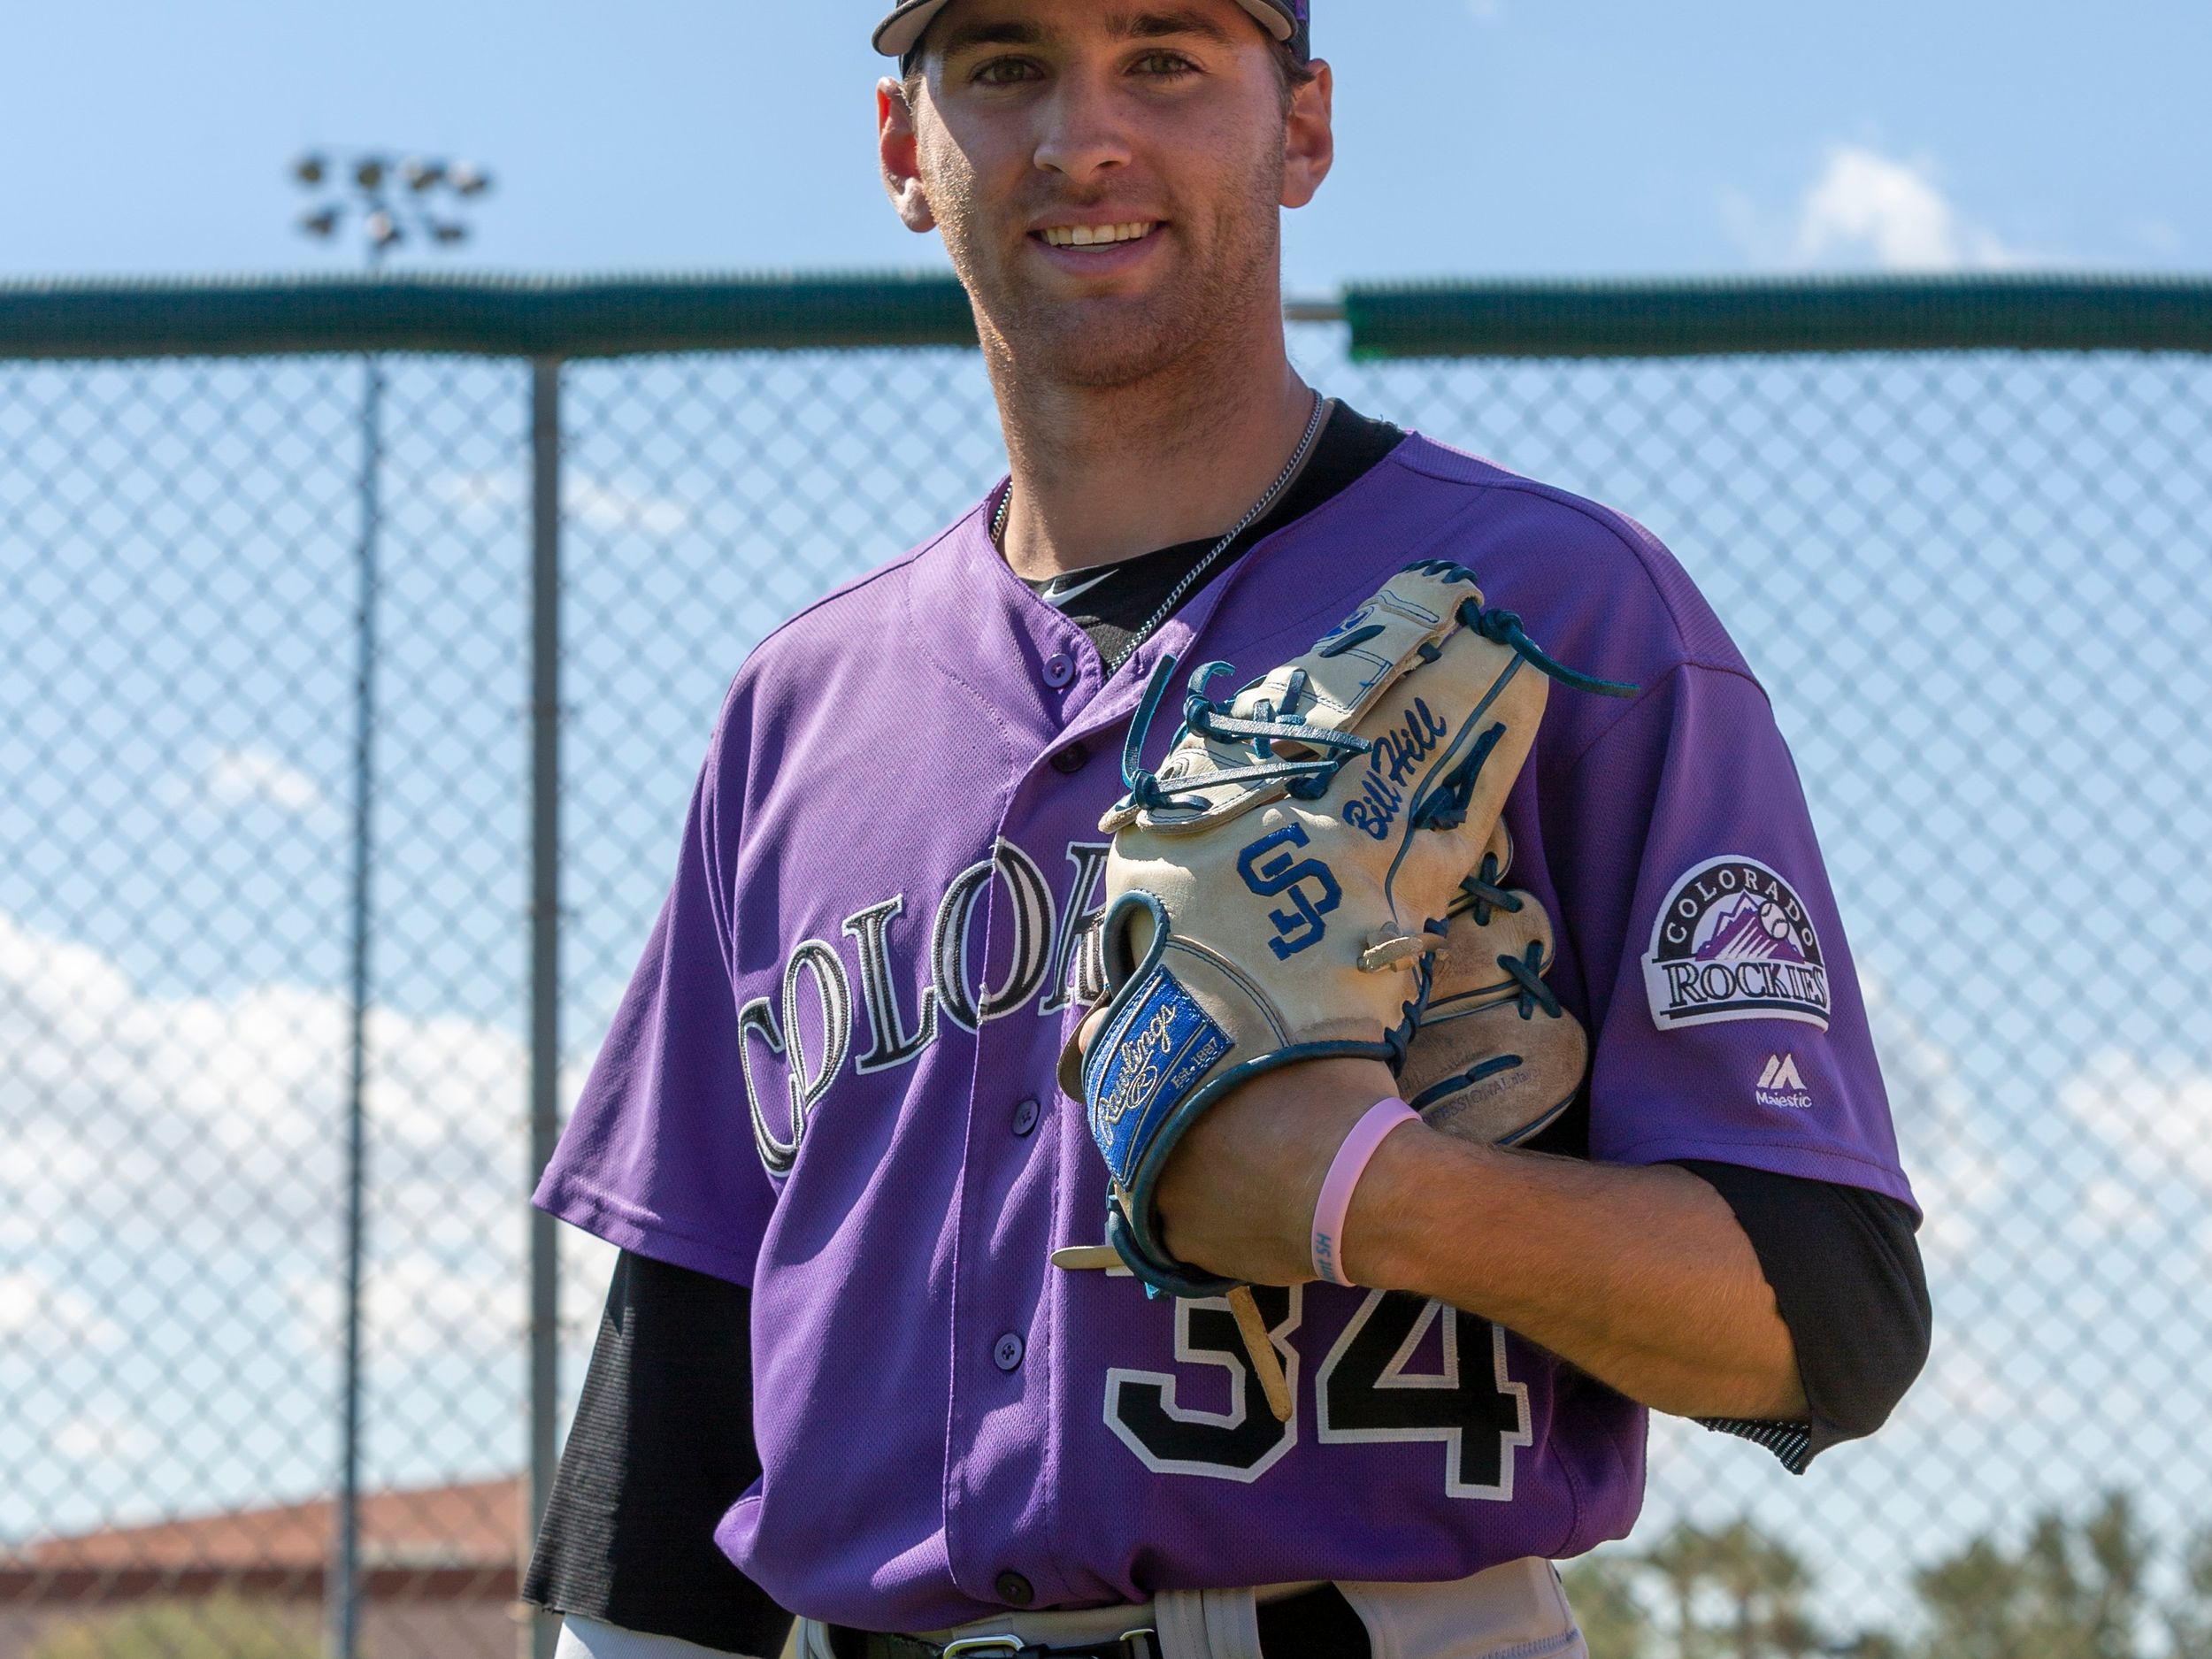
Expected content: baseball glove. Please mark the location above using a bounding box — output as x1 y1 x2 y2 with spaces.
1395 825 1589 1149
1060 561 1631 1312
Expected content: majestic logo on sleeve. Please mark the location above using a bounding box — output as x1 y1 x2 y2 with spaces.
1642 856 1831 1031
1756 1053 1814 1110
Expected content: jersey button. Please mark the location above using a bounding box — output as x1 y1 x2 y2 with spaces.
993 1333 1025 1372
995 1571 1035 1608
1049 742 1089 775
1042 652 1076 689
1011 1096 1041 1137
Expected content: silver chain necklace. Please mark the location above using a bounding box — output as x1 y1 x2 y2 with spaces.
995 388 1330 672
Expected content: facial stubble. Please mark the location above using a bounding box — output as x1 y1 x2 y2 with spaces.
922 119 1289 393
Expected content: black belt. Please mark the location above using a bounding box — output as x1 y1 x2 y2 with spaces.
826 1583 1371 1659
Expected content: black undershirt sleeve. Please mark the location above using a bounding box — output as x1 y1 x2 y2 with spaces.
1673 1162 1932 1473
523 1252 790 1657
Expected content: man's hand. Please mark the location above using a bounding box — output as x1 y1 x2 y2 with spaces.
1151 1056 1395 1286
1150 1057 1810 1425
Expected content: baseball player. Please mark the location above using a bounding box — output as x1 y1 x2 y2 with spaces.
524 4 1933 1657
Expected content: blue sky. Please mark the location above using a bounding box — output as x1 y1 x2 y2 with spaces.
4 0 2205 284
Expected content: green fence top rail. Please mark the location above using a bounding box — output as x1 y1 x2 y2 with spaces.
1342 273 2212 360
0 269 2206 363
0 272 980 362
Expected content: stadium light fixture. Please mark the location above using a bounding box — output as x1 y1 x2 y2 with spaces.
292 145 494 268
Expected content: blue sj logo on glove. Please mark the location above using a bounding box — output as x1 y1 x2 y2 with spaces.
1237 826 1342 960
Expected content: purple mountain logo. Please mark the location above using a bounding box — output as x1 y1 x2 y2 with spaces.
1643 856 1830 1032
1693 893 1812 965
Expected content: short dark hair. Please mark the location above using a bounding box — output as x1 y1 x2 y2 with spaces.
1271 36 1319 97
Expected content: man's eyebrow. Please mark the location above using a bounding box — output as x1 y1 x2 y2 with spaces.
935 18 1045 55
1107 8 1237 42
937 9 1237 55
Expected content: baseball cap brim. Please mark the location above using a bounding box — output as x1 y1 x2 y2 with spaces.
874 0 1300 60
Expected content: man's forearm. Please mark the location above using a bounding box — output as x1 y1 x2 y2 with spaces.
1154 1057 1809 1423
1348 1125 1808 1422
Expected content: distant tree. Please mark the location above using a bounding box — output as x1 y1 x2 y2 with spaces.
1700 1519 1815 1659
1914 1533 2028 1659
1913 1491 2149 1659
1642 1521 1725 1659
28 1597 319 1659
1564 1552 1655 1659
1562 1489 2212 1659
1623 1518 1834 1659
2070 1490 2151 1659
2162 1523 2212 1659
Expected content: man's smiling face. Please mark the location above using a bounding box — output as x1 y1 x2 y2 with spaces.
885 0 1331 389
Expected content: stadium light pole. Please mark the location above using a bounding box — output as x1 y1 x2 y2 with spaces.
294 149 493 1659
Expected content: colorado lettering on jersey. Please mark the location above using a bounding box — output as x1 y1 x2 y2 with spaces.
740 839 1111 1172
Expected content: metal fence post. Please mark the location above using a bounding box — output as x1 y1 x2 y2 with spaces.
524 354 565 1659
329 351 383 1659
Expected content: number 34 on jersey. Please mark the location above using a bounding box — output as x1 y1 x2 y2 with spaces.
1105 1286 1533 1498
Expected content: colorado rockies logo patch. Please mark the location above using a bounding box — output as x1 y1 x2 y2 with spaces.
1643 856 1831 1031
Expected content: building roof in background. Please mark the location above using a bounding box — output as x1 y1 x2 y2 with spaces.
16 1479 518 1572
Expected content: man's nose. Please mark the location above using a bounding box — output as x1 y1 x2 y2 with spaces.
1031 72 1134 180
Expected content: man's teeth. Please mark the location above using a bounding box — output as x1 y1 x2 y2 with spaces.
1041 222 1156 249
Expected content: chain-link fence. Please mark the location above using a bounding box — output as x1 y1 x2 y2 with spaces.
3 274 2208 1659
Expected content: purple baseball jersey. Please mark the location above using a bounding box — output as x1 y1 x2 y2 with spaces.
534 432 1915 1632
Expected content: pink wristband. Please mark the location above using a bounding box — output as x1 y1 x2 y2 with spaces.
1310 1097 1420 1287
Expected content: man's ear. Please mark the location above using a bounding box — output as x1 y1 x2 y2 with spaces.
879 77 938 234
1280 60 1335 211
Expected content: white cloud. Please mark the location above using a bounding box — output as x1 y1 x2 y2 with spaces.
1915 1341 2073 1425
1860 973 2001 1271
201 746 326 814
0 910 558 1379
0 907 628 1527
2132 219 2181 254
1468 0 1506 21
2060 1049 2212 1194
1791 144 2024 272
0 1271 122 1355
52 1411 156 1463
285 1253 518 1364
435 471 690 535
0 902 616 1276
567 479 690 536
